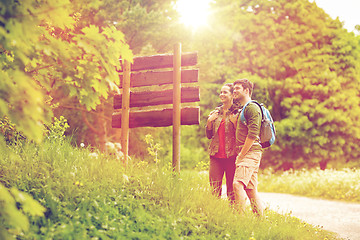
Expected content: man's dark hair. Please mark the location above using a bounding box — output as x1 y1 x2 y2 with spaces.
233 78 254 97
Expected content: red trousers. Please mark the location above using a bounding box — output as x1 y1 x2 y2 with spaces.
209 155 236 202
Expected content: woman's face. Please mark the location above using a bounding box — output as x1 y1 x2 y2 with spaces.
219 85 233 104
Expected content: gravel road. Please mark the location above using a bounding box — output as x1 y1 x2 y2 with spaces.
259 192 360 240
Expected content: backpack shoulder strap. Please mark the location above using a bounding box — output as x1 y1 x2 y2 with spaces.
240 100 264 125
249 101 264 120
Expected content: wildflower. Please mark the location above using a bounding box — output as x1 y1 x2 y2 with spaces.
80 143 85 148
114 143 122 150
89 152 98 158
74 181 83 187
105 142 115 150
116 151 124 160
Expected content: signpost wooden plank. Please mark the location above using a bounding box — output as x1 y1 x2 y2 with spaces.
120 52 197 71
112 107 199 128
119 69 198 88
113 86 199 109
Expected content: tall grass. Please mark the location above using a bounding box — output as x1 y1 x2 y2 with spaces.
259 168 360 202
0 138 340 239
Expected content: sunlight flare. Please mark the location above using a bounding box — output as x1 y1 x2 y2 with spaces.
175 0 213 29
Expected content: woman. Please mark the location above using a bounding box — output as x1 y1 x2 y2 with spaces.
206 83 238 202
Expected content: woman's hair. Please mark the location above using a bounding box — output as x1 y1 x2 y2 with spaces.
223 83 234 93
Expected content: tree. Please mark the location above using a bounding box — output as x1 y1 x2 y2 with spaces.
50 0 190 153
199 0 360 169
0 0 132 142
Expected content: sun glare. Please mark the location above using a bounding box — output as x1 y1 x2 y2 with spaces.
175 0 212 30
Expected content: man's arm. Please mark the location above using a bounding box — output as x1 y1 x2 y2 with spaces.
237 103 261 159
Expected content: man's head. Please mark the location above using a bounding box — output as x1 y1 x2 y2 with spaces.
233 78 254 102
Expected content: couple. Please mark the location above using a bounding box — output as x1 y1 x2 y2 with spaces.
206 78 263 216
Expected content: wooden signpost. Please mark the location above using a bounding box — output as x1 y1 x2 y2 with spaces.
112 43 200 172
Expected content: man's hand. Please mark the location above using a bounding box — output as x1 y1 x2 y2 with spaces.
229 113 238 126
236 137 256 164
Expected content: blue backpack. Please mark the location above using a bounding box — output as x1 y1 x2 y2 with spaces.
240 100 276 148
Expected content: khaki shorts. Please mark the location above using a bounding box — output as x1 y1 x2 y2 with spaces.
234 151 262 190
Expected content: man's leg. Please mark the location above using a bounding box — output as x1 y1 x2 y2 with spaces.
245 188 263 216
233 180 247 213
209 157 224 197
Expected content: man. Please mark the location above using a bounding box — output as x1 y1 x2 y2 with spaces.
232 78 264 216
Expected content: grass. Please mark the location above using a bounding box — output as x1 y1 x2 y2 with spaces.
0 138 340 239
259 168 360 202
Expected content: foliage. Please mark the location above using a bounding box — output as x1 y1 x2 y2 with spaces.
196 0 360 169
152 126 209 170
0 137 338 239
44 116 70 142
0 181 45 240
195 160 210 172
144 134 162 163
0 116 26 144
0 0 132 142
259 168 360 202
48 0 188 150
180 140 208 170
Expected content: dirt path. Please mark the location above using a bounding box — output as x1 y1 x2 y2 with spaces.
259 192 360 240
222 187 360 239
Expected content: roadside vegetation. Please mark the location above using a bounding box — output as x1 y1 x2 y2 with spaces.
0 135 339 239
258 168 360 202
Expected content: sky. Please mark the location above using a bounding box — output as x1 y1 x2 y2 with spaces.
312 0 360 32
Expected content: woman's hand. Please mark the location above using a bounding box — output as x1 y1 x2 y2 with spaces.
206 110 219 129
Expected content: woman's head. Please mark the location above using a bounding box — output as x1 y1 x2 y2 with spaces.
219 83 234 104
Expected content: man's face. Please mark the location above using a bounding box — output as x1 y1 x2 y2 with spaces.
233 83 247 101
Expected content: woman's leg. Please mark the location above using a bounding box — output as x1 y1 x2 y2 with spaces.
209 157 224 198
224 156 236 203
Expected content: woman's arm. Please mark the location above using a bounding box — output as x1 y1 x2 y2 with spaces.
206 111 219 139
